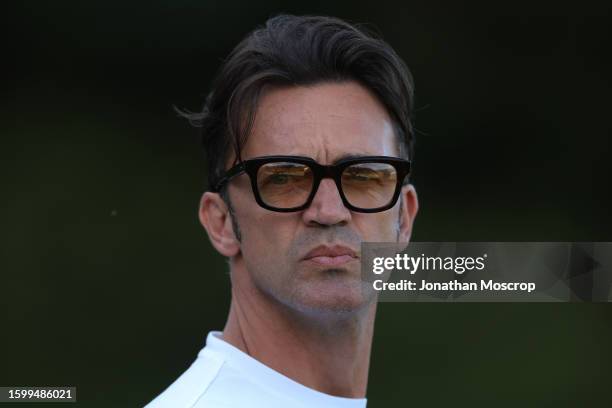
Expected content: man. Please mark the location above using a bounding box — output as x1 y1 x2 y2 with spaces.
146 14 418 408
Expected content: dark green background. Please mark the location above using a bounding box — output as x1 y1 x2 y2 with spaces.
3 1 611 407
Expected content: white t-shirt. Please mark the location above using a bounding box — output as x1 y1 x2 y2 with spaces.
145 331 368 408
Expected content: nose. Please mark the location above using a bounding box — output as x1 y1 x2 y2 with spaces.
302 178 352 226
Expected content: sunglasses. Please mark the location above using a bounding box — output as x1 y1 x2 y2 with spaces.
213 155 411 213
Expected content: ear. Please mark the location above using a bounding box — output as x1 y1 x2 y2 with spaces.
199 192 240 257
398 184 419 243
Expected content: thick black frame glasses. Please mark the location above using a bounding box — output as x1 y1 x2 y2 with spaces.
213 155 411 213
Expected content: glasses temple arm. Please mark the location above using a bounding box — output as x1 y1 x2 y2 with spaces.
212 163 246 192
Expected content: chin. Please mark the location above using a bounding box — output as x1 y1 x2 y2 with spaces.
289 275 374 317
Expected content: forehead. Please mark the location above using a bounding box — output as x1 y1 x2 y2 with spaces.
240 81 398 164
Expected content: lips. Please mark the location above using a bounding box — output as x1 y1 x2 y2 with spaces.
302 245 359 266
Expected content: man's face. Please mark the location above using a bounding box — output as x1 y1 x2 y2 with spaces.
223 81 417 315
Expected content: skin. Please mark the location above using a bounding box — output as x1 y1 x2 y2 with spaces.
199 81 418 398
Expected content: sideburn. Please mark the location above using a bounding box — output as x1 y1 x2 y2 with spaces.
221 189 242 243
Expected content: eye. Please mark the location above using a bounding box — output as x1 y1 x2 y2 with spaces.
268 174 289 184
345 167 379 181
257 163 312 190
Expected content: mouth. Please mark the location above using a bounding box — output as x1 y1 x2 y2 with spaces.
302 245 359 266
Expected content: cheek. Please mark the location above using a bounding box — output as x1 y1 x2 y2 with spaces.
230 183 300 265
239 212 299 257
354 211 399 241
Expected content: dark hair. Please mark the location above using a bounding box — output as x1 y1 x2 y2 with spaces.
180 14 415 192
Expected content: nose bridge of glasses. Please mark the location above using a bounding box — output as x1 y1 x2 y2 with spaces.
310 163 345 200
320 163 340 180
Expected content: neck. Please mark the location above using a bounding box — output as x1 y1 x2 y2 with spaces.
221 259 376 398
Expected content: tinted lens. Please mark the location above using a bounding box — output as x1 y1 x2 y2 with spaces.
256 162 314 208
341 163 398 209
